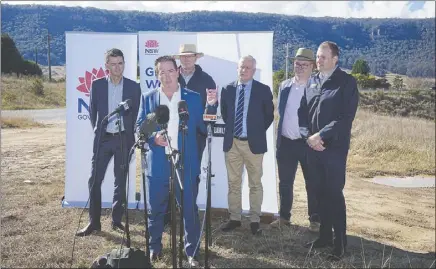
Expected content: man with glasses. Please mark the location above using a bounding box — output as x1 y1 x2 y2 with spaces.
270 48 320 232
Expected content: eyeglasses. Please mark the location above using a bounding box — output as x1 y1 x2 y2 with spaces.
295 62 311 68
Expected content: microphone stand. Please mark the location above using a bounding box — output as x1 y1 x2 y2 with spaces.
131 133 150 266
116 113 131 249
178 119 188 268
204 121 215 269
160 125 184 269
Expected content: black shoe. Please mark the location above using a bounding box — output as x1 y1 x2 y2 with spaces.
150 252 162 262
111 222 125 232
305 238 334 249
220 220 241 232
327 246 345 261
250 222 262 235
76 223 101 237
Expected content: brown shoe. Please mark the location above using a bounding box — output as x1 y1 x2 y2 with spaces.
269 218 290 229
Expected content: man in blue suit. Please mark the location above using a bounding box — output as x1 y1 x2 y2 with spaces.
76 48 141 236
136 56 217 267
219 55 274 235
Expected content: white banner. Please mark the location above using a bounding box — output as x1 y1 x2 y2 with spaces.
138 31 278 214
64 32 138 209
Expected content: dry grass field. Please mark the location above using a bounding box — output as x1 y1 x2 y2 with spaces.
1 108 435 268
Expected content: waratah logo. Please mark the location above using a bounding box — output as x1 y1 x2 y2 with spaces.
145 40 159 48
76 67 109 96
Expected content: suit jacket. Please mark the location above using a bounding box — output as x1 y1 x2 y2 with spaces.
135 87 217 178
298 67 359 151
89 76 141 149
220 79 274 154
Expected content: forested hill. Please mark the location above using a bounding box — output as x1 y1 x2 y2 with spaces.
1 4 435 77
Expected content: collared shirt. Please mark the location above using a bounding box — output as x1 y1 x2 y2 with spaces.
319 65 338 86
106 76 125 133
234 79 253 138
181 72 194 85
281 77 306 140
159 84 181 153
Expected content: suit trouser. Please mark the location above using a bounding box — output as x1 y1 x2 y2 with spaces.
308 147 348 249
146 159 201 257
88 132 129 226
225 139 264 223
276 136 320 222
163 133 206 226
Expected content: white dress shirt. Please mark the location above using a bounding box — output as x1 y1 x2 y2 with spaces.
281 79 306 140
159 85 181 153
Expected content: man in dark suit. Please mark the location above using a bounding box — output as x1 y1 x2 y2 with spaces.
175 44 216 187
270 48 320 232
219 55 274 235
136 56 217 267
76 48 141 237
299 41 359 261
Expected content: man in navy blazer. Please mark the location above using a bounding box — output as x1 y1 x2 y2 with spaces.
219 55 274 235
136 56 217 267
299 41 359 261
76 48 141 237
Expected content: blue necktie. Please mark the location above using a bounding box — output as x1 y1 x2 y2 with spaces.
234 84 246 137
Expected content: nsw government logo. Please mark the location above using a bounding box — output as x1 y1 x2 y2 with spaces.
145 40 159 55
76 67 108 120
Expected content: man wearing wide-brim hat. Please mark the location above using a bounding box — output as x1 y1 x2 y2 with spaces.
270 47 321 234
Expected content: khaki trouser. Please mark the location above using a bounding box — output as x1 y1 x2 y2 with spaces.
225 139 264 222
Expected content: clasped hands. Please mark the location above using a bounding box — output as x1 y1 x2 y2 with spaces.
307 133 325 151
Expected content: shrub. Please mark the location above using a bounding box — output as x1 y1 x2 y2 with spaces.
30 78 44 96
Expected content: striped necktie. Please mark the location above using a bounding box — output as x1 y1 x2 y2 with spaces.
234 84 246 137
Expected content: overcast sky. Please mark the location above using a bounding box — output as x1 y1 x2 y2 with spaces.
3 1 435 18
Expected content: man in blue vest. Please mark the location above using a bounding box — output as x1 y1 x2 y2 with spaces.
136 56 217 267
299 41 359 261
270 48 320 232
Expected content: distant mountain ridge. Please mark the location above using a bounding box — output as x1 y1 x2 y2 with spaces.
1 4 435 77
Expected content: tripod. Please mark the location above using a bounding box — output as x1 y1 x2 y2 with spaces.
204 122 215 268
129 134 151 266
160 127 184 269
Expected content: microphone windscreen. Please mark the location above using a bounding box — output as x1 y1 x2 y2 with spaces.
140 112 157 136
155 105 170 125
178 100 188 113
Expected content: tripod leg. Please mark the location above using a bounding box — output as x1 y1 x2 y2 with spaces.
141 150 150 265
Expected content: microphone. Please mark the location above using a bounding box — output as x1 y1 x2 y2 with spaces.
178 100 189 122
139 113 158 139
107 99 132 118
155 105 170 126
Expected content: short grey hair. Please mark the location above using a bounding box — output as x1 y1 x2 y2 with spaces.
239 55 256 69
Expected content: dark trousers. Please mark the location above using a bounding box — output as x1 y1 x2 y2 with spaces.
308 148 348 248
88 132 129 226
276 136 319 222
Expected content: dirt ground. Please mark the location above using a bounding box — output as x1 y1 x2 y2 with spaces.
1 122 435 268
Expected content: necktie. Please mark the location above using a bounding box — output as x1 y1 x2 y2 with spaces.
234 84 246 137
